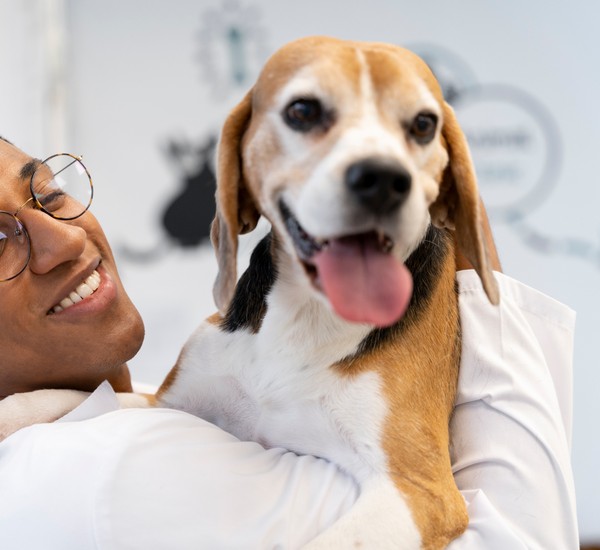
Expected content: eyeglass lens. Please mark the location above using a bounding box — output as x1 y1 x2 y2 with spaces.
31 154 93 220
0 213 31 281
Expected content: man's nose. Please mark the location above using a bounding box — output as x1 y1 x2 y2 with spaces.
21 210 87 274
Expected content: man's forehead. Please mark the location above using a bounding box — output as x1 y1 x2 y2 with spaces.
0 141 41 186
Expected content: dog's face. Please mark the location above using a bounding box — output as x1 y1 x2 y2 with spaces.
212 37 498 324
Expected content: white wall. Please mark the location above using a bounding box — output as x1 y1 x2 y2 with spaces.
2 0 598 541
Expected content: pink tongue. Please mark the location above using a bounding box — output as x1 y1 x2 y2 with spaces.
312 235 413 327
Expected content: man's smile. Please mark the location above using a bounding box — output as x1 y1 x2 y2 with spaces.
49 269 101 314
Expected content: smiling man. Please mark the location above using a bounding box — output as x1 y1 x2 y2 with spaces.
0 137 143 397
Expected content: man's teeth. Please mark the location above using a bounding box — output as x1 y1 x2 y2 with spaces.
52 270 101 314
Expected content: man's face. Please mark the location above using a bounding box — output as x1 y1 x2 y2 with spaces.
0 139 144 397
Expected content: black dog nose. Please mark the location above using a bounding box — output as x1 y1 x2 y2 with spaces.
345 159 412 214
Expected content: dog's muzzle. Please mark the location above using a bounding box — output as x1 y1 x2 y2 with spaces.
278 199 413 328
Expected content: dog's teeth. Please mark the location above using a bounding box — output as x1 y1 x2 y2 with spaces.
380 235 393 253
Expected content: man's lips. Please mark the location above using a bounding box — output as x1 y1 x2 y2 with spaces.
48 269 102 314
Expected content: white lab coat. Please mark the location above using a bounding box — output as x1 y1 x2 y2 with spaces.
0 271 579 549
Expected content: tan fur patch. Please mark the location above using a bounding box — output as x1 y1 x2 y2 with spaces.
334 241 467 547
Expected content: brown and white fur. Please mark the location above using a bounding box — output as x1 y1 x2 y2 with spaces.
158 36 499 549
1 37 499 549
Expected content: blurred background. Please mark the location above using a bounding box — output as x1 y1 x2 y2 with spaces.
1 0 598 544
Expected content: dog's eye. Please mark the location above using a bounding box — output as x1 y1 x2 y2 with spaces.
283 99 325 132
409 112 438 144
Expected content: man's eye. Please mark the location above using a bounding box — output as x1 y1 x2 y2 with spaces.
409 112 438 144
283 98 327 132
37 190 67 211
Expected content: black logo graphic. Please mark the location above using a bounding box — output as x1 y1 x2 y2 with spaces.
117 136 217 263
162 137 217 247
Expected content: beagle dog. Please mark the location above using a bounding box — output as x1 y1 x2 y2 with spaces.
156 36 499 549
0 36 499 549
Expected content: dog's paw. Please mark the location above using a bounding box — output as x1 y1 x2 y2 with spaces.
116 392 155 408
0 389 89 442
302 476 423 550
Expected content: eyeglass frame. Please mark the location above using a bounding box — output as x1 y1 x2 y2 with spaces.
0 153 94 282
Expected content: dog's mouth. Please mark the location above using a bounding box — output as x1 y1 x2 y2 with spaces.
280 201 413 327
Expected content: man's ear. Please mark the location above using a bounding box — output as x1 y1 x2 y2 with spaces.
430 103 499 304
211 90 260 314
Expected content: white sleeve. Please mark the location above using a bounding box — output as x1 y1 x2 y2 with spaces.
0 407 358 550
449 270 579 549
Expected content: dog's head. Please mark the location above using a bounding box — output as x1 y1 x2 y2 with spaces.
211 36 499 325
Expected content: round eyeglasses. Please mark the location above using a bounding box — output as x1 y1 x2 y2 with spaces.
0 153 94 282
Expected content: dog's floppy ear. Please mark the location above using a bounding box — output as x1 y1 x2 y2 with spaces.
211 90 260 314
430 103 500 305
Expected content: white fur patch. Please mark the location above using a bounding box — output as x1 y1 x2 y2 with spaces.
303 475 422 549
163 294 421 543
162 276 389 481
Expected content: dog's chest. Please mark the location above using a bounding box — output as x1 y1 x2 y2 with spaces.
164 317 390 481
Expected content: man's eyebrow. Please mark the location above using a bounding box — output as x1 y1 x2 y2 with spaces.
19 159 42 181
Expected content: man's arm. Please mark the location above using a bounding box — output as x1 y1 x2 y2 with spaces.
0 403 358 550
450 270 578 549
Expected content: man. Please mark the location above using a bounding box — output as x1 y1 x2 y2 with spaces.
0 137 143 397
0 137 579 549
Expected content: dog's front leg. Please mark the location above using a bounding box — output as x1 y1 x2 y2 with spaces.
303 475 421 550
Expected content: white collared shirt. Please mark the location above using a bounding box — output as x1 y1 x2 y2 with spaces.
0 272 579 549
